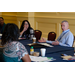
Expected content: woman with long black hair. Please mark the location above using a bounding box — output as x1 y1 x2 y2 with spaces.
20 20 34 39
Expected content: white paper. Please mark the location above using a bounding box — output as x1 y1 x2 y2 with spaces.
29 55 55 62
38 43 53 47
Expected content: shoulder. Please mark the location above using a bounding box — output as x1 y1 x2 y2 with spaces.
68 31 73 35
4 23 6 26
17 41 25 47
30 27 34 30
66 31 74 38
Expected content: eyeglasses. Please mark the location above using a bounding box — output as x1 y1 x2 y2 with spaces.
24 23 28 25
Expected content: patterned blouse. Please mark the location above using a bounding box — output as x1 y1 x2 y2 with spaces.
3 41 28 62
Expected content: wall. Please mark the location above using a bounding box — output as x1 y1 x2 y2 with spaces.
2 12 17 25
0 12 75 39
17 12 28 28
34 12 75 39
0 12 2 16
1 12 28 29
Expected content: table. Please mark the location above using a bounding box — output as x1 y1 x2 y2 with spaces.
19 39 74 62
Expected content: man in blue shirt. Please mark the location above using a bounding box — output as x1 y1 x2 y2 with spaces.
38 20 74 47
0 17 6 34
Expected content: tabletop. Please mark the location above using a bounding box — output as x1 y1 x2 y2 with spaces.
19 39 74 62
0 39 74 62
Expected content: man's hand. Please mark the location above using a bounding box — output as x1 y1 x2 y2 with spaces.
38 38 46 42
52 40 59 45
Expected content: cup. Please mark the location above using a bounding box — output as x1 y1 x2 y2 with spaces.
40 48 46 57
33 52 39 56
33 37 36 43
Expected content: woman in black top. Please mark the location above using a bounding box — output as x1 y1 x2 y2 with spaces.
20 20 34 39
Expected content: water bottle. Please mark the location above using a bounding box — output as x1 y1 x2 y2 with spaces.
30 46 34 55
30 29 34 40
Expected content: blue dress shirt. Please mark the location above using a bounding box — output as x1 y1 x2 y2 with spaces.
46 29 74 47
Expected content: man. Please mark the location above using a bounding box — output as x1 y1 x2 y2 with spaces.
38 20 74 47
0 17 6 34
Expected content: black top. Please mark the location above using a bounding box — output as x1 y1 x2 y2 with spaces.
20 20 34 39
20 27 34 39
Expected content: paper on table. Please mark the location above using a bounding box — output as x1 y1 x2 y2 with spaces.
28 44 32 46
28 43 53 47
18 38 26 40
29 55 55 62
61 56 72 60
38 43 53 47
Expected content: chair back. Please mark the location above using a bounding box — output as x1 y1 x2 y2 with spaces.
48 32 56 41
72 36 75 47
34 30 42 41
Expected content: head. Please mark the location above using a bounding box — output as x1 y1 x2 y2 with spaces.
1 23 20 45
0 17 4 26
21 20 30 30
61 20 69 31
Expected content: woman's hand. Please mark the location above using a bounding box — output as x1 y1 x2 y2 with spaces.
23 26 27 32
20 27 27 36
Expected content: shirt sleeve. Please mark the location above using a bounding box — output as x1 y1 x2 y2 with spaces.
16 42 28 61
46 40 55 44
59 33 74 47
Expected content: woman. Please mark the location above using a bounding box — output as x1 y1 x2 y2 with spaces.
1 23 31 62
0 17 6 34
20 20 34 39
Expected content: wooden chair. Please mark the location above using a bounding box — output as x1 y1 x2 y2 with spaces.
73 36 75 47
34 30 42 41
48 32 56 41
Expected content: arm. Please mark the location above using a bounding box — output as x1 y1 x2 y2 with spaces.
20 30 25 36
22 54 31 62
16 42 31 62
59 35 74 47
20 27 27 36
58 33 74 47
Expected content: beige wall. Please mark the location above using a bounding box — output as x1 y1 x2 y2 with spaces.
2 12 17 24
1 12 28 28
0 12 75 39
34 12 75 39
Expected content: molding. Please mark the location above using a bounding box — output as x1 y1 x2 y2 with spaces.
2 14 28 18
34 16 75 20
2 14 75 20
2 14 17 17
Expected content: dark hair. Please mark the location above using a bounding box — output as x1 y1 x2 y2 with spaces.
1 23 20 45
0 17 4 20
61 20 68 23
20 20 31 34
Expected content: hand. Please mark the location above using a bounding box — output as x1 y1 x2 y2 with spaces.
38 38 46 42
23 27 27 32
20 27 27 36
52 40 59 45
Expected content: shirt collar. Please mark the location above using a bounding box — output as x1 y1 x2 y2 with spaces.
63 29 70 33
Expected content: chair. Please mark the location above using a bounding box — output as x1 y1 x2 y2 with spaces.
72 36 75 47
34 30 42 41
48 32 56 41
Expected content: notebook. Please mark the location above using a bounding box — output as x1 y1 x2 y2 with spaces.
18 38 26 40
28 43 50 48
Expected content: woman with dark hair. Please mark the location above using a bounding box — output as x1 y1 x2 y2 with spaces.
1 23 31 62
20 20 34 39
